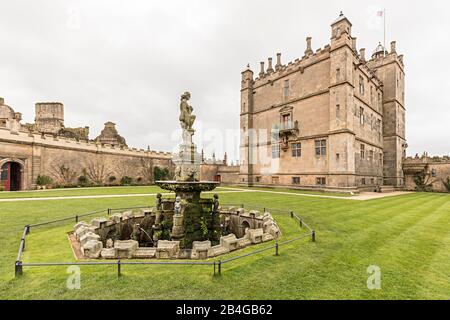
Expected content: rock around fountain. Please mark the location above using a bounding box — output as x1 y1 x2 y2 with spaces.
71 92 281 260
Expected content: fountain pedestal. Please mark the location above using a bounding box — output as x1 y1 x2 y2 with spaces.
155 92 221 248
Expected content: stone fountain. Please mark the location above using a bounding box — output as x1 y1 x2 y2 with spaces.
71 92 281 260
155 92 221 248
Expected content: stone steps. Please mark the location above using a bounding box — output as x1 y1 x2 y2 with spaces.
380 185 396 193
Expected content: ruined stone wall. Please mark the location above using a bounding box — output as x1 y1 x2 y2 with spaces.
0 126 172 189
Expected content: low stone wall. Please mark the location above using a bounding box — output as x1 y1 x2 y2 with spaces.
72 207 281 260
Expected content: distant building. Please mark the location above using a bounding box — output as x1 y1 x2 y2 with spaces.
239 13 406 192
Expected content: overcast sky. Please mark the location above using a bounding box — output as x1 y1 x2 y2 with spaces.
0 0 449 161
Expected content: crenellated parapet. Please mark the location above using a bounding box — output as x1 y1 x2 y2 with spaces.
0 126 172 159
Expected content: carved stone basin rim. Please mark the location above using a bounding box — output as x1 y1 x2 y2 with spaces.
155 180 220 192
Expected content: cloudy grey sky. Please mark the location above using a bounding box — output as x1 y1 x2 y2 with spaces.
0 0 449 161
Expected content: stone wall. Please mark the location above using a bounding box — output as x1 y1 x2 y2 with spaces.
199 163 240 184
403 155 450 192
0 126 172 189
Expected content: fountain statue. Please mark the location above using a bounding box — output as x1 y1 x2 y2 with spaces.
155 92 220 248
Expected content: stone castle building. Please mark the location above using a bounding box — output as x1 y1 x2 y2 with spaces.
239 13 407 192
0 98 172 191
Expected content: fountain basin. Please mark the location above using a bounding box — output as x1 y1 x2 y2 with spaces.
155 180 220 192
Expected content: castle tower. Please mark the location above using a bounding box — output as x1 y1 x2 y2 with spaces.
239 64 255 185
327 12 357 188
35 102 64 135
366 41 406 187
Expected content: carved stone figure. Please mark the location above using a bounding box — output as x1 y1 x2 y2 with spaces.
174 196 182 215
156 193 162 210
179 92 196 131
213 194 219 214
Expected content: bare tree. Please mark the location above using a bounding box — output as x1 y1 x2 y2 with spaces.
140 158 154 183
49 163 78 185
85 158 112 185
114 158 135 180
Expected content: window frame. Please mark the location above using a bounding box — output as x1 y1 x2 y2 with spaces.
292 142 302 158
315 139 327 156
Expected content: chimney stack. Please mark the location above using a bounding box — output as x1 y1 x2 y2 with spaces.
259 61 265 77
276 53 282 70
359 48 366 63
305 37 313 56
267 57 274 73
352 37 357 52
390 41 397 54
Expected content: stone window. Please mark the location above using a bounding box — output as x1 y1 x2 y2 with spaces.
360 144 365 159
370 86 374 104
283 79 290 98
336 104 340 119
292 143 301 157
272 176 279 184
315 139 326 156
359 107 365 125
292 177 300 185
256 176 261 183
369 150 374 162
336 153 340 161
336 68 341 81
316 177 326 186
370 178 375 185
272 143 280 159
362 178 366 185
359 75 365 95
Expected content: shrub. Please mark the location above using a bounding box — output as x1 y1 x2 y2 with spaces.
78 175 89 186
154 166 170 181
108 176 117 183
36 175 53 186
442 177 450 192
120 176 133 186
413 172 435 192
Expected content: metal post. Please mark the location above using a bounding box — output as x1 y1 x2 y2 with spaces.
312 230 316 242
118 259 121 278
275 241 279 256
290 211 293 218
108 208 111 215
75 215 79 223
15 261 23 278
218 260 222 275
22 238 25 252
25 225 30 235
300 219 303 228
263 207 266 212
213 261 216 276
241 204 244 209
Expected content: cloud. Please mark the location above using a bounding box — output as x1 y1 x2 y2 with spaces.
0 0 449 161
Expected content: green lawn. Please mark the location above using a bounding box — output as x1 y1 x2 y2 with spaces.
0 185 166 199
0 187 449 299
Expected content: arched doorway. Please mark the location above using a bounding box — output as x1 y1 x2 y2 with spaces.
1 161 22 191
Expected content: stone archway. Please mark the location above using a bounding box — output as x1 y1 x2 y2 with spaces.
239 220 251 238
0 158 25 191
